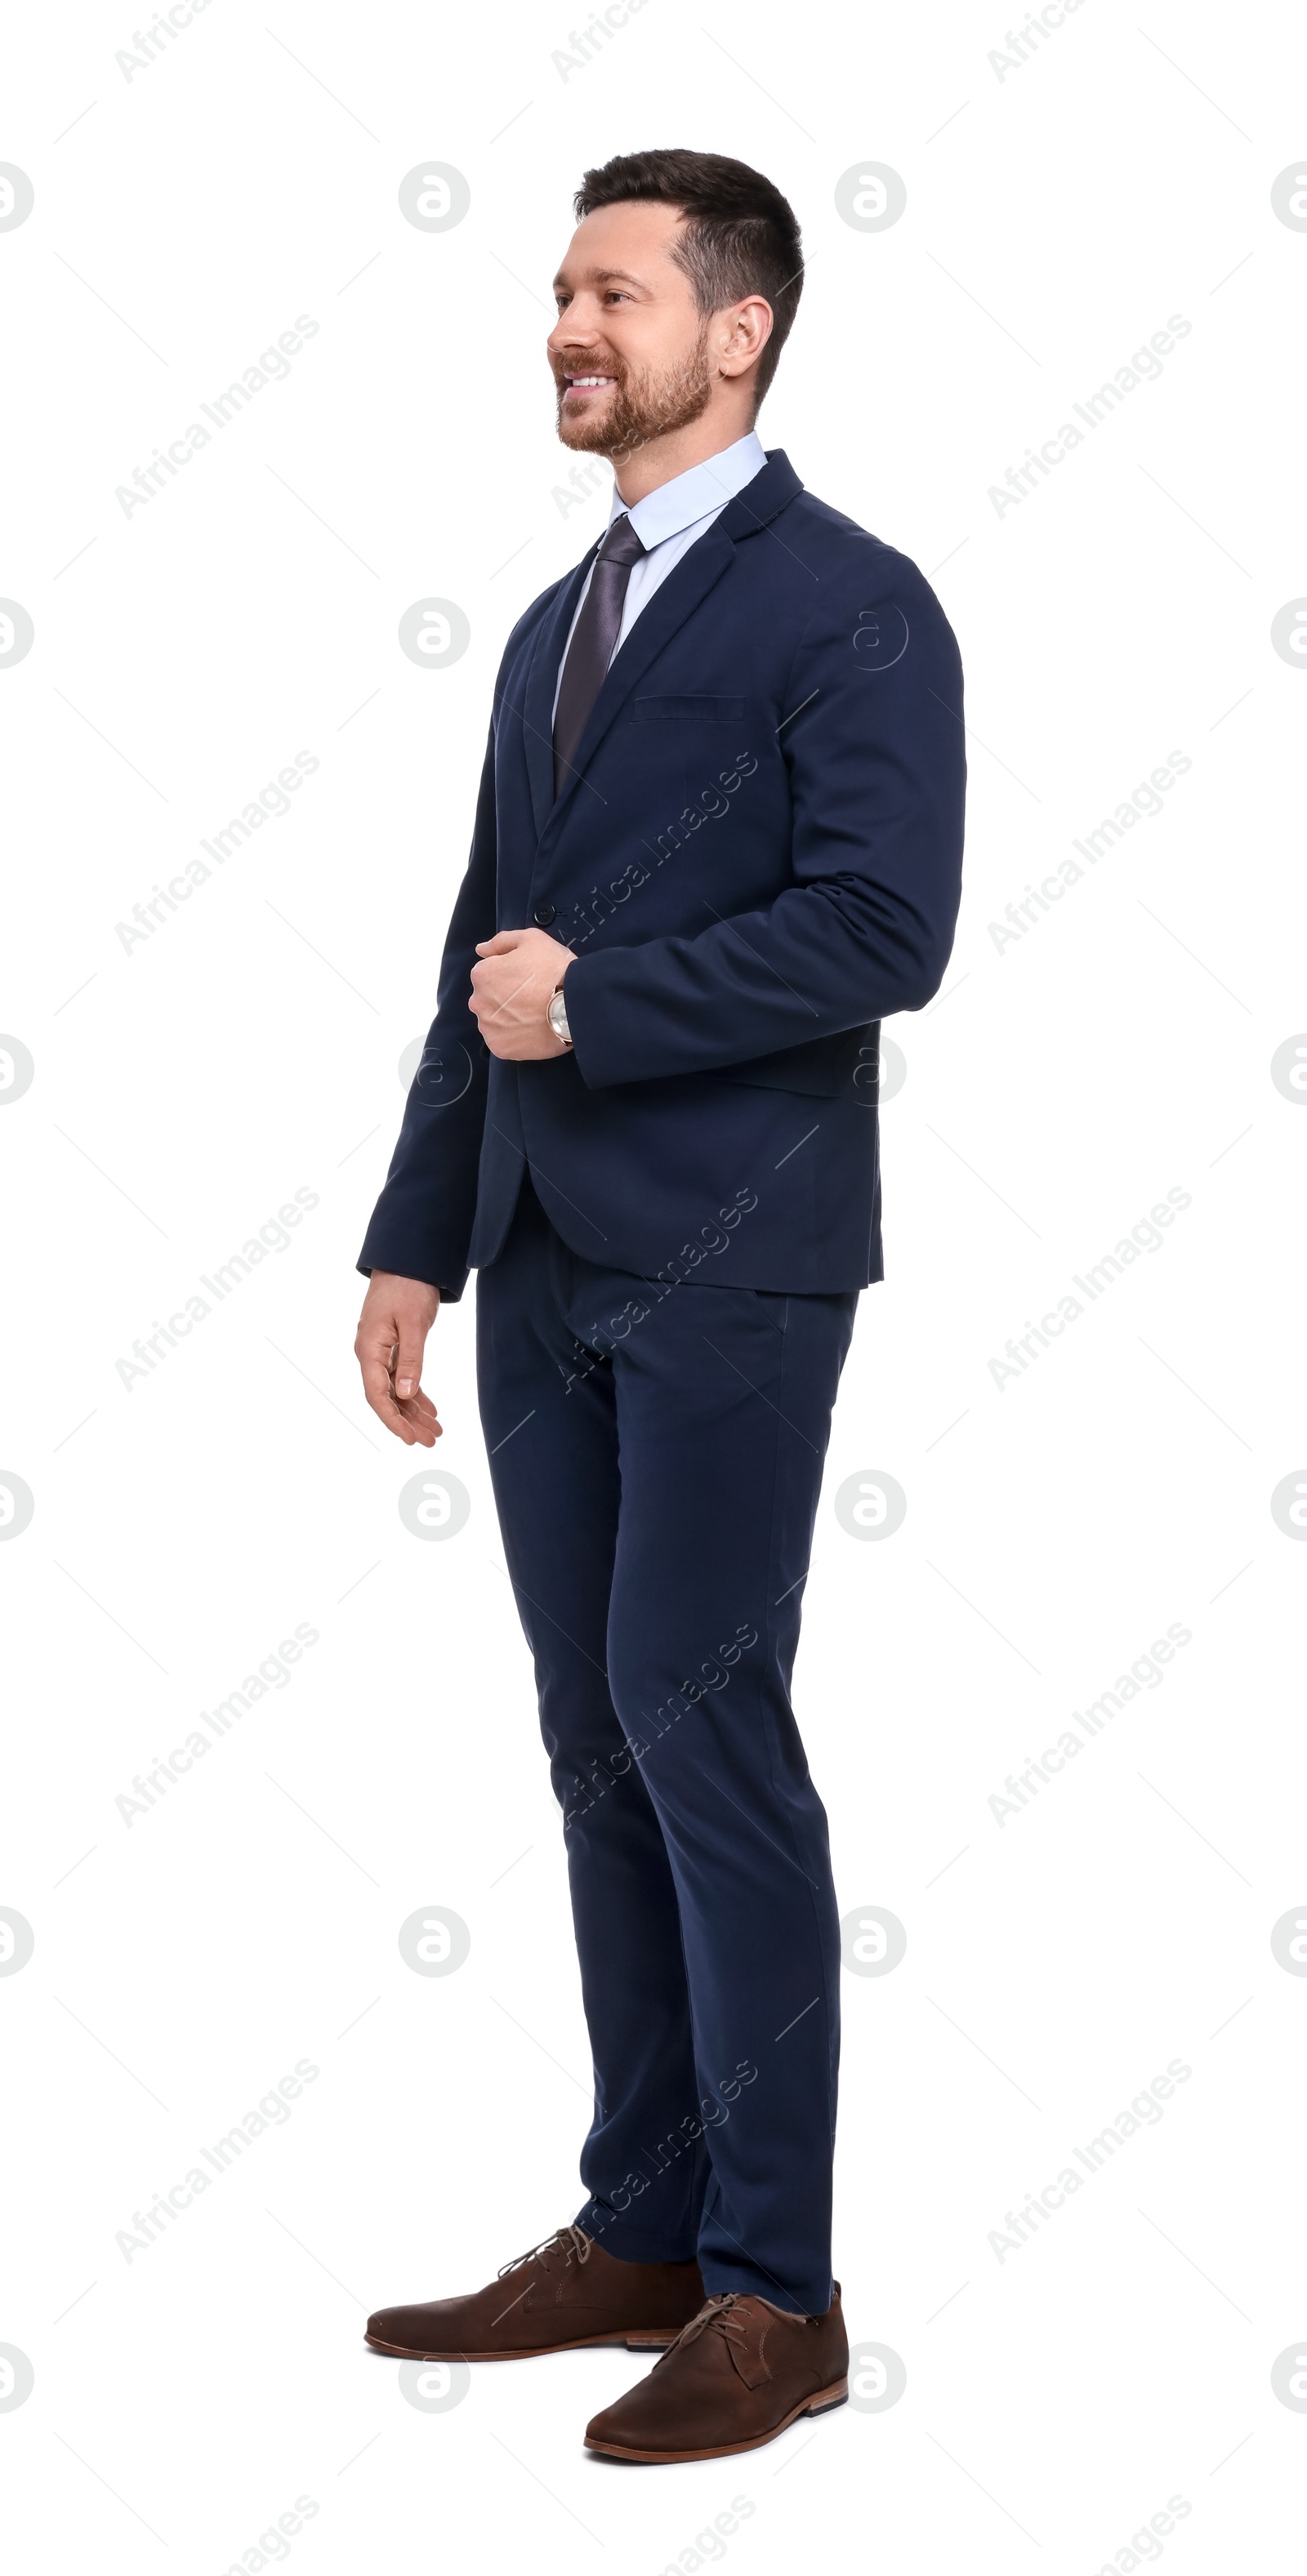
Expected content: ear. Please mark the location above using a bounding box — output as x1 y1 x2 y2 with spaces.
717 295 774 380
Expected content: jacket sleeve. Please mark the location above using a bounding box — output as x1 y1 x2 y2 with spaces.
561 551 966 1089
355 724 497 1296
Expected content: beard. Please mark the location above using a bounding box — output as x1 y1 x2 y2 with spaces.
554 328 714 466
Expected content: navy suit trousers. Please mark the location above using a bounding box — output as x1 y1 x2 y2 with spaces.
476 1172 859 2315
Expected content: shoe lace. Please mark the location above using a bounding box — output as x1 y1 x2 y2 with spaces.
658 2291 749 2363
497 2224 592 2280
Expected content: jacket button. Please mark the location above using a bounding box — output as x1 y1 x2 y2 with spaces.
533 900 556 926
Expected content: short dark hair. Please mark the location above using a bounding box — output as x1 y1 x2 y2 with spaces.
573 149 803 404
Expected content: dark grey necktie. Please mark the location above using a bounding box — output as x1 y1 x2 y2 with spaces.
552 513 645 798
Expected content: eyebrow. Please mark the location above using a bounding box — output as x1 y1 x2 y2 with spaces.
551 265 649 292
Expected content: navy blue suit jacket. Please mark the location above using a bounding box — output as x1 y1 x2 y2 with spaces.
359 450 966 1298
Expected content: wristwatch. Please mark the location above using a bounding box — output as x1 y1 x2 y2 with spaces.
546 985 573 1049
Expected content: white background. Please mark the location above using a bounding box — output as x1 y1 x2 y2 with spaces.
2 2 1306 2568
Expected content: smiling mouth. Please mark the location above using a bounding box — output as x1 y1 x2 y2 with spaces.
563 373 617 394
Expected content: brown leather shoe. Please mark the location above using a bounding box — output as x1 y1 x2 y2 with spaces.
365 2226 705 2361
583 2288 849 2462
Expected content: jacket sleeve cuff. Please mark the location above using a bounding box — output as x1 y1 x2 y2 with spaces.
355 1220 470 1303
355 1262 468 1302
561 955 634 1091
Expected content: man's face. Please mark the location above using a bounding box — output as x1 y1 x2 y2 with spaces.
548 199 714 461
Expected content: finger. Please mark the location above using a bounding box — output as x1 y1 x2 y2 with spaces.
475 931 521 956
393 1319 429 1401
359 1349 421 1442
396 1385 439 1424
391 1380 439 1427
394 1389 440 1446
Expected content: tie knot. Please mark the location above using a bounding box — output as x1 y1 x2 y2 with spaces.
599 512 645 568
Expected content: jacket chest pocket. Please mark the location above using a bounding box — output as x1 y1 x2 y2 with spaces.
632 698 756 848
633 696 747 721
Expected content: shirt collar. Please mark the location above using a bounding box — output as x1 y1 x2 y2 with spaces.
609 430 768 551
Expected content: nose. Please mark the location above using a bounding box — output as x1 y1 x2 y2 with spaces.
548 302 601 358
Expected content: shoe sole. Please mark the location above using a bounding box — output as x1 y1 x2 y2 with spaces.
584 2378 850 2463
364 2329 683 2361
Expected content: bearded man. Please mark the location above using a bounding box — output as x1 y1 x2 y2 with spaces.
354 148 966 2464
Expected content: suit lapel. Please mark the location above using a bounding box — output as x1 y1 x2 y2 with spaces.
515 550 599 840
548 524 738 831
520 452 806 840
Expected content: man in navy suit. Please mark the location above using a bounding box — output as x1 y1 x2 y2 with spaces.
355 149 965 2463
